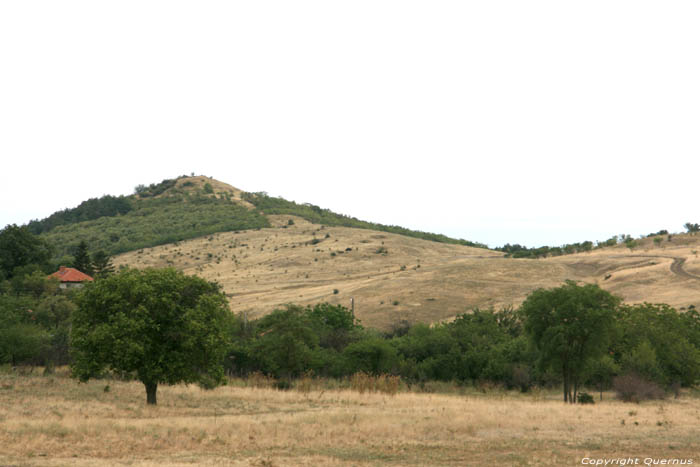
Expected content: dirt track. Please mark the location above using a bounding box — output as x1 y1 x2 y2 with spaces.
670 257 700 280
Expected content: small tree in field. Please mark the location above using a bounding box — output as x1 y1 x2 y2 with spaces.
71 268 234 405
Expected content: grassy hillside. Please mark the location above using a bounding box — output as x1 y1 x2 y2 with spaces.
36 175 485 260
115 222 700 329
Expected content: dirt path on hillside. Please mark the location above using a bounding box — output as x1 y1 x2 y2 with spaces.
604 254 700 281
670 257 700 280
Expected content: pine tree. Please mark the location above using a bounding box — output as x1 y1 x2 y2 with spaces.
72 241 94 276
91 250 115 278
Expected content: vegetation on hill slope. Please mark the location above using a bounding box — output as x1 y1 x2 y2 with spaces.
30 176 487 261
42 194 269 259
242 191 487 248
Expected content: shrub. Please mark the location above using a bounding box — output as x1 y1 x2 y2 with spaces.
510 365 531 392
613 373 666 402
274 380 292 390
203 183 214 194
350 372 401 395
577 392 594 404
246 371 275 388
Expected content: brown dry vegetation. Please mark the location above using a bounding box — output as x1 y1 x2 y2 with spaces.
1 370 698 466
114 214 700 329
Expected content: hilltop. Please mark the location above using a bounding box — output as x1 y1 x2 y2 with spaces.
30 175 700 329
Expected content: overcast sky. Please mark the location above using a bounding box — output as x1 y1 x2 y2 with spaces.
1 1 698 248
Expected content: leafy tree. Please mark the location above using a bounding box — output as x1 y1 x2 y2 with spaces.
305 302 361 351
91 250 115 278
520 281 620 403
684 222 700 234
0 224 53 280
71 268 233 404
586 355 619 401
613 303 700 386
71 241 93 276
0 323 50 366
343 337 399 375
252 304 318 382
621 340 664 383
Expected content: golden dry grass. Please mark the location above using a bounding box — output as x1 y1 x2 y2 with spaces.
114 214 700 329
1 370 698 466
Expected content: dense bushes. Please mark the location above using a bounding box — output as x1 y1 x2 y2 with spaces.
27 195 133 235
0 273 74 367
41 195 270 258
225 298 700 400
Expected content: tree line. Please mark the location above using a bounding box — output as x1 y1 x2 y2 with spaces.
2 224 699 405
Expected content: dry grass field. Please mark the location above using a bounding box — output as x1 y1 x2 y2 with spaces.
1 369 698 466
114 208 700 329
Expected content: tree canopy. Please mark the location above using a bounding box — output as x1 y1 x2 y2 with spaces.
520 281 620 403
0 224 53 280
70 267 234 404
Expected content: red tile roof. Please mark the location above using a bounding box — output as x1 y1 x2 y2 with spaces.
48 266 94 283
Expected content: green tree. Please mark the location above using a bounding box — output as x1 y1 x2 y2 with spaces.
0 323 50 366
91 250 115 278
71 241 93 276
613 303 700 386
684 222 700 234
343 337 399 375
520 281 620 403
586 355 619 401
71 268 233 405
252 304 318 382
0 224 53 280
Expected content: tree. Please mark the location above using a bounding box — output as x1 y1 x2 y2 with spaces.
71 241 93 276
0 224 53 280
0 323 50 366
586 355 619 401
71 268 234 405
520 281 620 403
91 250 115 278
252 304 318 382
684 222 700 235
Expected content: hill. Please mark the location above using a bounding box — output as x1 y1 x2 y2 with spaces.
36 175 485 261
30 175 700 329
113 213 700 329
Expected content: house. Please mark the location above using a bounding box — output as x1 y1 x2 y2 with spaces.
48 266 94 289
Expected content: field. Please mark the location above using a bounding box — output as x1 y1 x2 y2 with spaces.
114 216 700 329
0 369 698 466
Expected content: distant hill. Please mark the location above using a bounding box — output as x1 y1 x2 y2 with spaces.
33 175 486 260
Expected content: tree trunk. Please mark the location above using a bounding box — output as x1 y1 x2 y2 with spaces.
145 381 158 405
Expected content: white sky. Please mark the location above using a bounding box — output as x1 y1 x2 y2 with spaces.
1 1 698 248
